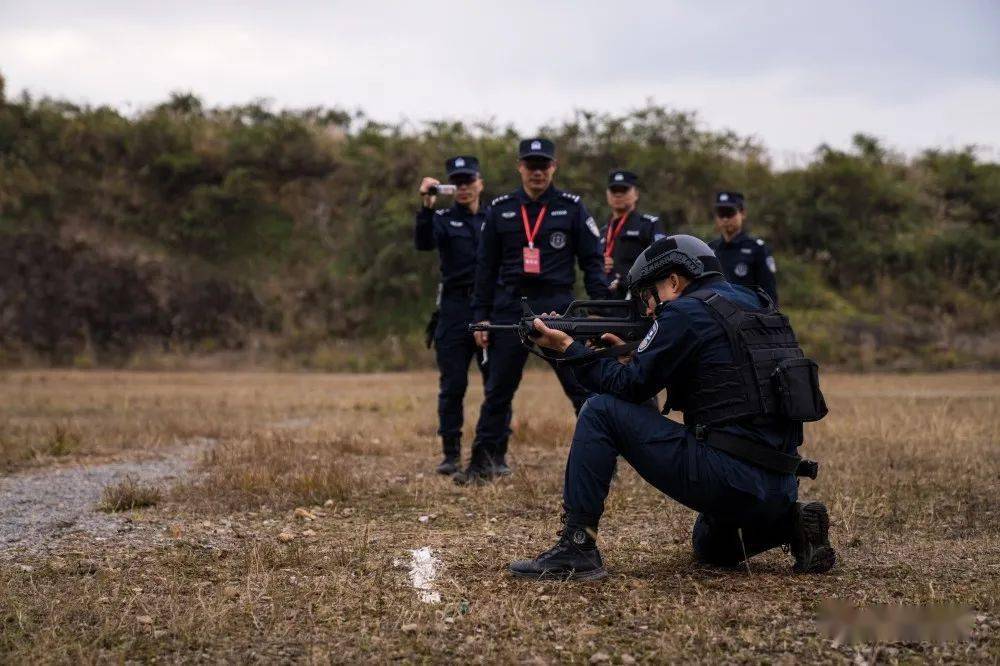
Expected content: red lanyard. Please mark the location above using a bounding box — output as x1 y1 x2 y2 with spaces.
520 205 547 249
604 213 629 258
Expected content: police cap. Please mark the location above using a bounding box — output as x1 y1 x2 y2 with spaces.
626 234 723 295
714 191 745 209
446 155 479 177
518 137 556 160
607 169 639 189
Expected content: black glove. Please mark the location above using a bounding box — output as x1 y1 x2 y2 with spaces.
425 310 440 349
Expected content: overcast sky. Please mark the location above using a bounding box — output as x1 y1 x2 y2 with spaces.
2 1 999 164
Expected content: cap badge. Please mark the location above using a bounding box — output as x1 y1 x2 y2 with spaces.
531 140 541 151
614 173 624 181
454 158 465 167
719 194 729 202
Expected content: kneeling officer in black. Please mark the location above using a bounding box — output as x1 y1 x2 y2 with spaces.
415 156 499 475
509 235 835 580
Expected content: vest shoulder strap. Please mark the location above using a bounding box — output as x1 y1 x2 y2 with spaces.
686 288 778 318
685 289 742 325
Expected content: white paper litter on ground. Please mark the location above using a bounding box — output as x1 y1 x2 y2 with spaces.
404 546 441 603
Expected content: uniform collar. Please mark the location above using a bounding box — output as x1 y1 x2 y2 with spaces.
718 230 748 246
608 209 636 223
516 184 557 204
681 274 726 296
451 201 479 217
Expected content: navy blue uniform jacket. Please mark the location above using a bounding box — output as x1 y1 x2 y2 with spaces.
473 185 609 322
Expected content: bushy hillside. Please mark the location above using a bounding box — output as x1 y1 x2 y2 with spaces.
1 78 997 369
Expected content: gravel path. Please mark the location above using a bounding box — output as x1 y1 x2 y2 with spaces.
0 438 215 557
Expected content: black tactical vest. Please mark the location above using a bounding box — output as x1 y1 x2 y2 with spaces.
673 288 826 427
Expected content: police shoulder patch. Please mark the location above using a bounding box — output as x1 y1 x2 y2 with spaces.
435 208 449 215
560 191 581 203
585 217 600 238
756 238 765 246
637 320 659 353
491 194 512 206
641 213 659 223
766 256 777 273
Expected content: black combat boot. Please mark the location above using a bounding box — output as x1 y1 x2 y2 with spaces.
490 439 512 477
509 524 607 581
492 455 512 477
790 501 837 573
453 444 496 486
436 435 461 476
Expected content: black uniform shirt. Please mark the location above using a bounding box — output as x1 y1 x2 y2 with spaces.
708 231 778 304
599 210 667 285
473 185 609 321
414 202 486 291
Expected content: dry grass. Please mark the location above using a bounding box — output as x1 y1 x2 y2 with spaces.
100 476 163 513
0 369 998 663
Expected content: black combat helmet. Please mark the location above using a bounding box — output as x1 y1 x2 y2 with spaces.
626 234 723 298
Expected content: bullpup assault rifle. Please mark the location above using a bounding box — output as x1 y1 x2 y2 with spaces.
469 298 652 365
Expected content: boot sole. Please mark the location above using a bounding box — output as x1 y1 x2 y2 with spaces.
793 501 837 574
509 566 609 581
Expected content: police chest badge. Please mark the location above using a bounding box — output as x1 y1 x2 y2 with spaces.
734 262 749 277
549 231 567 249
637 320 658 353
449 220 464 228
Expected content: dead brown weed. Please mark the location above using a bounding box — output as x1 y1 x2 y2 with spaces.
99 476 163 512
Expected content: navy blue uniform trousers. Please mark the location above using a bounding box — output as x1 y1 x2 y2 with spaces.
474 288 590 459
434 293 487 439
564 394 798 565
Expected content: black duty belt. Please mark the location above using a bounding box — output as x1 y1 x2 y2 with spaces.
442 285 474 298
694 425 819 479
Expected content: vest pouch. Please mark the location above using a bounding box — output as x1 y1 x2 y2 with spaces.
772 357 828 422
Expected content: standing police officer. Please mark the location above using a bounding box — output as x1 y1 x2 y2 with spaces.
599 169 666 298
708 191 779 304
461 138 610 485
509 235 834 579
416 156 498 475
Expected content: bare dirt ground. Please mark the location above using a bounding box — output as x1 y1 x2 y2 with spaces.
0 369 997 663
